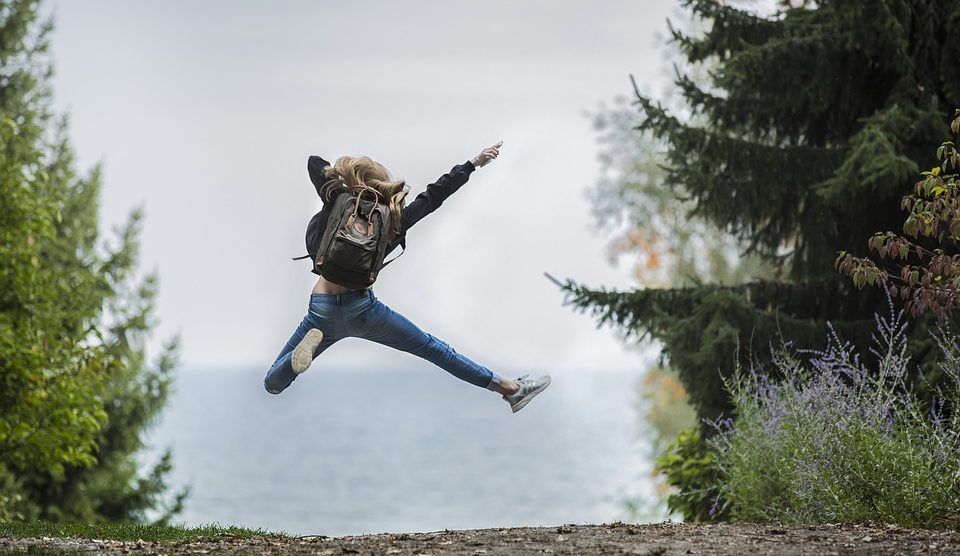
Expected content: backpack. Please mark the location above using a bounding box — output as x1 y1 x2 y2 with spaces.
301 186 403 289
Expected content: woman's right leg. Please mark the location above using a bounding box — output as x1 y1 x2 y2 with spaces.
263 312 339 395
353 299 505 392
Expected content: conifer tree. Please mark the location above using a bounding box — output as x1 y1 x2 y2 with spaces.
559 0 960 426
0 0 184 520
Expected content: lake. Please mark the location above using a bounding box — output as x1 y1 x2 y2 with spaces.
144 366 661 536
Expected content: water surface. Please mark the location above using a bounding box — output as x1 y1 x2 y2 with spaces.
145 366 658 536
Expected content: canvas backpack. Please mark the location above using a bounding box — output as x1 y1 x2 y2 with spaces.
299 186 402 289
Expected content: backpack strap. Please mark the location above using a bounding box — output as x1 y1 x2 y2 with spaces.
380 236 405 268
291 254 313 261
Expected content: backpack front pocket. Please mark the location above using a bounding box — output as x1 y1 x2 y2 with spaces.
327 228 378 272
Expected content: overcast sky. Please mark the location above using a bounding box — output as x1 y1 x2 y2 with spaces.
46 0 679 376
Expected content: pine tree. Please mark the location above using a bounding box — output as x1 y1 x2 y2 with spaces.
559 0 960 427
0 0 184 521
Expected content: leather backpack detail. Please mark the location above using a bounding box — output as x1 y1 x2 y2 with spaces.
312 186 398 289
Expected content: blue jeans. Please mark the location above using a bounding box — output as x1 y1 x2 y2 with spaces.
264 288 503 394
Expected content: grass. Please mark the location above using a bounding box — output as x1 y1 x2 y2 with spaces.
0 521 287 542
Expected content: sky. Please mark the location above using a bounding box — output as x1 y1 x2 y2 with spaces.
46 0 680 375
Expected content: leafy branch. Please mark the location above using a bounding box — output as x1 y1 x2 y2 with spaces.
836 110 960 319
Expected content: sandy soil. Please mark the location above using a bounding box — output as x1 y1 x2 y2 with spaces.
2 522 960 555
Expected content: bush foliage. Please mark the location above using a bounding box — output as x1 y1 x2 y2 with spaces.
710 296 960 527
655 427 724 522
839 110 960 320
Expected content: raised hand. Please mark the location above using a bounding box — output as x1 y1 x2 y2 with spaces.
471 141 503 168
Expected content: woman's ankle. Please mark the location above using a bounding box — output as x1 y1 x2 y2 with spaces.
495 379 519 396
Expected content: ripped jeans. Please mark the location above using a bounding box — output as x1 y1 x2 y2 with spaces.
264 288 504 394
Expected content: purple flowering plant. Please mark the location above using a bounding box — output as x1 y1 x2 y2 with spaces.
707 290 960 527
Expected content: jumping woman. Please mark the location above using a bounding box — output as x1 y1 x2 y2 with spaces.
263 142 551 413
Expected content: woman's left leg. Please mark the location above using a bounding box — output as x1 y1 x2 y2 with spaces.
264 313 340 395
354 299 505 391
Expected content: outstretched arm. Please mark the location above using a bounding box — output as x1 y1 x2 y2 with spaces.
398 141 502 234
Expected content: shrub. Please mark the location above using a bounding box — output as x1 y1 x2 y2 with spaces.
709 294 960 527
837 109 960 319
655 427 725 522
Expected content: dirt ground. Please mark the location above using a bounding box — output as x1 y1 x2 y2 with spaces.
3 522 960 555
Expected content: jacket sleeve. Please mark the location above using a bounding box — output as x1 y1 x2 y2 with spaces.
398 160 476 236
307 155 341 203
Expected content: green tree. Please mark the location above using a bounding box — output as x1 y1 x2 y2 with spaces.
0 0 184 521
559 0 960 430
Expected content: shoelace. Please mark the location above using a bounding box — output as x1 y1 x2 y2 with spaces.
513 375 532 396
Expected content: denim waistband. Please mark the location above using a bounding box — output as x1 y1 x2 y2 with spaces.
309 288 374 303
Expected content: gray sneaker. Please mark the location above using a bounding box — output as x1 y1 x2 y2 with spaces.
503 374 552 413
291 328 324 374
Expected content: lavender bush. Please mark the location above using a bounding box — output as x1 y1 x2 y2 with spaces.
710 293 960 528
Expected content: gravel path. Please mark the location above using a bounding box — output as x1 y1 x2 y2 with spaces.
3 522 960 555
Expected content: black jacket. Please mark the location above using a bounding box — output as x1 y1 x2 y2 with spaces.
303 155 477 276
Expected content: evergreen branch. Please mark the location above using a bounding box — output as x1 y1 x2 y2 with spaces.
672 0 783 63
557 275 880 426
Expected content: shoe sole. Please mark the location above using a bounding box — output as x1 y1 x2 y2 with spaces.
511 375 552 413
292 328 323 374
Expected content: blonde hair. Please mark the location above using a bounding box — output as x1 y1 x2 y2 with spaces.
322 155 408 240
